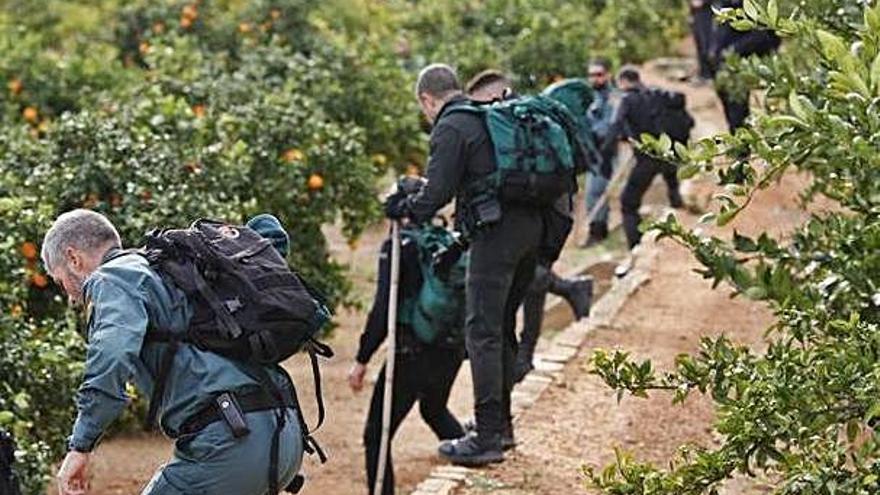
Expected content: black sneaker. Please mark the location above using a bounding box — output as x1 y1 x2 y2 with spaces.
462 421 516 451
438 432 504 466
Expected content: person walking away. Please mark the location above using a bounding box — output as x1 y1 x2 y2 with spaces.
602 66 695 254
349 177 466 495
386 64 585 466
690 0 717 82
711 0 781 131
465 71 594 385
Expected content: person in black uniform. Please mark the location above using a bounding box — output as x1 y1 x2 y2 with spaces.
712 0 781 131
691 0 717 81
385 64 544 466
349 177 466 495
464 71 593 383
604 66 683 250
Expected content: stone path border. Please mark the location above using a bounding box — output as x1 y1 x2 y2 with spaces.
409 237 662 495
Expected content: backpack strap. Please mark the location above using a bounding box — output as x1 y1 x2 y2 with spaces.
145 332 181 428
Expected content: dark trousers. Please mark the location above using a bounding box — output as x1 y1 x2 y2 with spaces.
691 5 715 79
719 90 750 132
363 346 466 495
466 206 542 446
519 262 561 362
621 154 679 248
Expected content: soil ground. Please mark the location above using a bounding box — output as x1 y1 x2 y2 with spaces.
83 56 810 495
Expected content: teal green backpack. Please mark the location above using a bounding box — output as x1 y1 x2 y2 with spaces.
398 224 468 345
449 95 584 207
541 78 599 163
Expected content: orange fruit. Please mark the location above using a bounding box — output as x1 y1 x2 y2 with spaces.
152 22 165 34
139 41 150 55
307 173 324 191
180 16 193 29
182 5 198 20
270 8 282 20
22 106 38 124
238 22 252 34
20 242 38 260
31 273 48 289
10 304 23 318
191 104 205 118
282 148 305 163
372 154 388 166
7 78 22 96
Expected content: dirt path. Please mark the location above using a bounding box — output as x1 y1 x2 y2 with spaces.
451 67 820 495
85 56 758 495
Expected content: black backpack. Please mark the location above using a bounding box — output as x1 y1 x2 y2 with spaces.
0 430 21 495
639 88 695 144
139 218 333 493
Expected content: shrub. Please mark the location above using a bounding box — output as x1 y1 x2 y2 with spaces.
589 1 880 493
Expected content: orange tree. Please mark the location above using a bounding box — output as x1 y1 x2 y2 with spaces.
589 1 880 494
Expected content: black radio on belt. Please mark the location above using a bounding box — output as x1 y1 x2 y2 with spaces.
215 392 251 438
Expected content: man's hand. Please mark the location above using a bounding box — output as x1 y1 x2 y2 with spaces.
348 362 367 392
57 450 90 495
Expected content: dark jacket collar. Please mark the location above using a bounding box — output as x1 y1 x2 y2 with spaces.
436 93 470 121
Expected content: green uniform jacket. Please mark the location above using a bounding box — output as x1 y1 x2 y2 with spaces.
69 249 291 452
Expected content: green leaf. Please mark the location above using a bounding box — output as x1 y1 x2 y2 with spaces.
871 52 880 95
767 0 778 25
788 92 812 121
815 29 849 63
742 0 760 20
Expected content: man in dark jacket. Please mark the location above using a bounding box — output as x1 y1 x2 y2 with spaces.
465 71 593 383
712 0 781 131
603 66 684 250
385 64 544 466
349 177 465 494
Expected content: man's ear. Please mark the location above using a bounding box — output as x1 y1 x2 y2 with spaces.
65 246 81 271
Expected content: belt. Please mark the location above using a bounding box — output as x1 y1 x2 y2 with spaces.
179 388 293 436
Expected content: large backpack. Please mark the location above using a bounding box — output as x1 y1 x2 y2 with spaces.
140 218 333 493
449 95 583 207
637 88 695 144
397 224 468 345
541 78 600 163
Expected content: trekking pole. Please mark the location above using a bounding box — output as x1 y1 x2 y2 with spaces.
374 219 401 495
584 152 636 227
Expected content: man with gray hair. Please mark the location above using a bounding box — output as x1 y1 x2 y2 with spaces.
385 64 545 466
46 209 303 495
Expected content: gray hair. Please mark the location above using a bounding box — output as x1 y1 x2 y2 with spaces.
41 209 121 272
415 63 462 99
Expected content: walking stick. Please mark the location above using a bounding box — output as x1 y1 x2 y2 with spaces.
374 219 401 495
584 152 636 227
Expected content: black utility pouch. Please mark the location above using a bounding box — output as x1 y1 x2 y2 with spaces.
216 392 251 438
471 193 502 229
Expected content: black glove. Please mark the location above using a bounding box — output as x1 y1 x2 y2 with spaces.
384 191 410 219
432 241 465 279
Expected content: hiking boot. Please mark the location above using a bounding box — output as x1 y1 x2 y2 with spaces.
669 190 685 209
438 432 504 466
462 421 516 451
513 355 534 384
557 276 594 320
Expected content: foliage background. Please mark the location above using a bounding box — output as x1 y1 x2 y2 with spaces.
0 0 685 492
